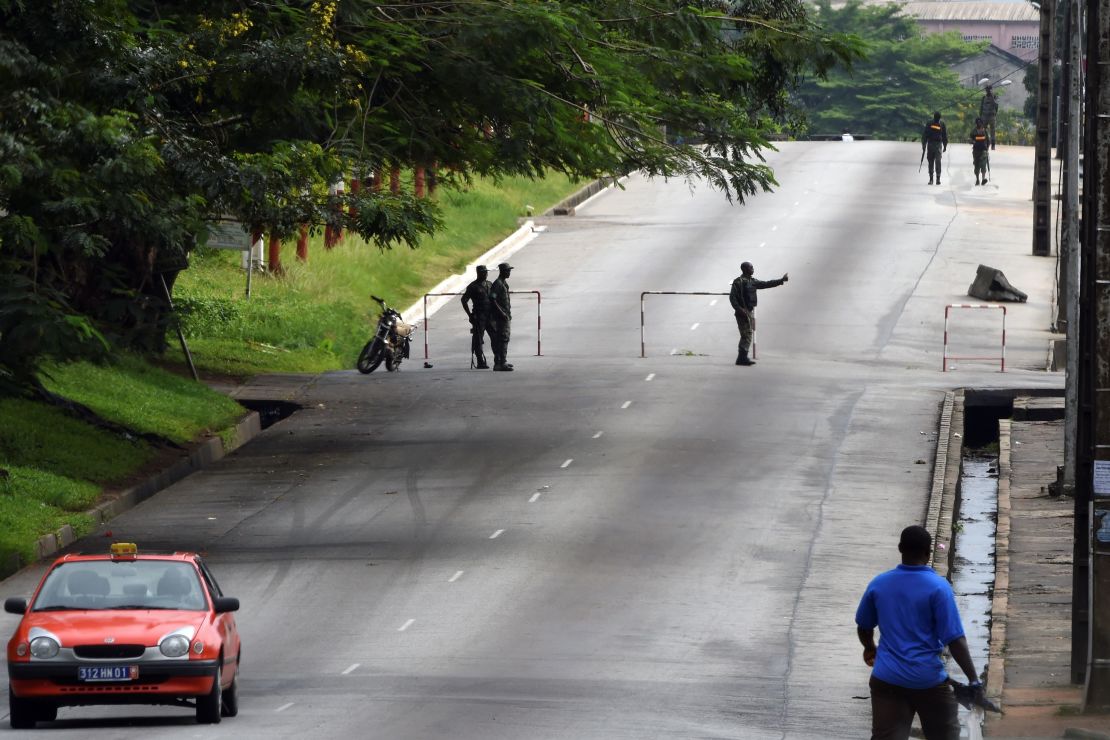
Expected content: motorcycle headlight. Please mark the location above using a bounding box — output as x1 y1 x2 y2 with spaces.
159 634 190 658
29 636 59 659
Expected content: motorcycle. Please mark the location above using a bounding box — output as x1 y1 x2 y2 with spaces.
356 295 414 373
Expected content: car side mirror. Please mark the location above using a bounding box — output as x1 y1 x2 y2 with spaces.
4 597 27 615
212 596 239 614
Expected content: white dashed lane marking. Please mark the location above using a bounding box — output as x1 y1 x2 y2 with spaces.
709 299 718 306
593 431 604 439
449 570 464 582
490 529 505 539
398 619 415 632
690 323 699 331
342 663 359 675
529 493 541 503
621 401 632 409
771 225 778 231
276 703 295 713
645 373 655 381
759 242 766 248
561 459 573 468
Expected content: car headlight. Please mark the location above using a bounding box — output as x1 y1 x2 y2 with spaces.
160 634 190 658
29 636 59 659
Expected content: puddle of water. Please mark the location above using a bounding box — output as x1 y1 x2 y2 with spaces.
949 454 998 737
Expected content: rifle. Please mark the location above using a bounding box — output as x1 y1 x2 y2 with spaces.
948 679 1002 714
918 148 925 173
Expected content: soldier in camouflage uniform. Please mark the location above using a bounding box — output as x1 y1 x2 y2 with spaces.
729 262 788 366
461 265 493 369
979 85 999 150
921 111 948 185
489 263 514 371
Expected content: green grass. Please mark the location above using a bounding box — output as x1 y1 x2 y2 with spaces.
0 398 153 566
40 354 245 445
0 357 246 570
172 173 581 376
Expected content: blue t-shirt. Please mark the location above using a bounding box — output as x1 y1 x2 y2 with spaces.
855 564 965 689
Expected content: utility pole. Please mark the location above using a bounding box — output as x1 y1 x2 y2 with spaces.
1061 0 1081 494
1078 0 1110 707
1032 0 1056 256
1056 1 1073 332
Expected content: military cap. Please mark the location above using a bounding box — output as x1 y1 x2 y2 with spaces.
497 262 513 271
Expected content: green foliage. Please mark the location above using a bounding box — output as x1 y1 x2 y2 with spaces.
796 1 984 139
0 1 861 387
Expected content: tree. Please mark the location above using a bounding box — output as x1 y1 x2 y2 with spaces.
794 0 984 139
0 0 862 392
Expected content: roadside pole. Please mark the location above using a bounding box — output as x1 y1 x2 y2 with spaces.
1031 0 1055 256
1079 0 1110 707
1062 0 1081 494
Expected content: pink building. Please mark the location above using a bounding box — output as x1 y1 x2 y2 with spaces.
899 1 1040 62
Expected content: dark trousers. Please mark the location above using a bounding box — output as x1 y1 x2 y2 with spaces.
869 676 959 740
469 315 490 364
926 143 943 177
735 309 753 353
489 319 511 365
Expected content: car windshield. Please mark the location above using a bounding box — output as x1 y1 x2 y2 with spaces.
32 560 207 611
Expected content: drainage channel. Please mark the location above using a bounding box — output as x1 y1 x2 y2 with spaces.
949 452 997 737
236 399 301 429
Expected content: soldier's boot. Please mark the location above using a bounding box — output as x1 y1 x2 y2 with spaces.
475 352 489 369
975 176 980 185
736 349 755 366
493 362 514 371
982 176 988 185
936 177 941 185
928 175 933 185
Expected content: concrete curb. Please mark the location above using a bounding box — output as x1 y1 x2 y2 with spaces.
541 177 617 216
987 418 1012 707
929 390 963 579
6 411 262 578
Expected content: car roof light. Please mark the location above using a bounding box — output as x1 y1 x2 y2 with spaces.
110 542 138 560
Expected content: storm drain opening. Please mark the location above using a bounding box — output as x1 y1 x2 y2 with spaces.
236 399 300 429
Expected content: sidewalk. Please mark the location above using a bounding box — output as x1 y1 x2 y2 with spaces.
985 409 1110 739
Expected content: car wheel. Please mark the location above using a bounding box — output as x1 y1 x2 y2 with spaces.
9 687 37 730
221 666 239 717
36 703 57 723
196 665 223 724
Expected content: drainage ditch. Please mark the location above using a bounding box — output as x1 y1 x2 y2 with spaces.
236 399 301 429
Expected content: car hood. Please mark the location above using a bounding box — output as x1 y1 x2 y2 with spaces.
22 611 206 646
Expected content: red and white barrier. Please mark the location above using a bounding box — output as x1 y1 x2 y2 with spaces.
422 290 542 360
640 291 743 358
942 304 1006 372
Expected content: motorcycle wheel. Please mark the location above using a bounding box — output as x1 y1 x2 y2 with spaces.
357 339 385 374
385 350 401 372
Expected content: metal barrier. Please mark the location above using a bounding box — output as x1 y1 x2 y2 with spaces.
640 291 752 358
422 290 542 359
942 304 1006 372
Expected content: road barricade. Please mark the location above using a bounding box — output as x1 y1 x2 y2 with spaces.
422 291 542 360
942 304 1006 372
640 291 751 358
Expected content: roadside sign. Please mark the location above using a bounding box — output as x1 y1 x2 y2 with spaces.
206 220 251 251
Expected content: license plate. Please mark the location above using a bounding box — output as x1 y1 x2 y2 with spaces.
77 665 138 682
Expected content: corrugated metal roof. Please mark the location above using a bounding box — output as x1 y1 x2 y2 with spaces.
897 2 1040 22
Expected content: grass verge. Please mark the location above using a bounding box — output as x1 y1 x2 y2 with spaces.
171 173 581 377
0 357 245 571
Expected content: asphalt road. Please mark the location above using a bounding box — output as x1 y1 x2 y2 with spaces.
2 141 1062 738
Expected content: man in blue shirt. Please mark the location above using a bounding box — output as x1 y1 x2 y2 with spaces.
855 525 981 740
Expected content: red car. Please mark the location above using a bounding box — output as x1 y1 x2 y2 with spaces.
5 543 241 728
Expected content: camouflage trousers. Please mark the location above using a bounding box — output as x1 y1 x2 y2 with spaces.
735 309 754 353
489 318 511 366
